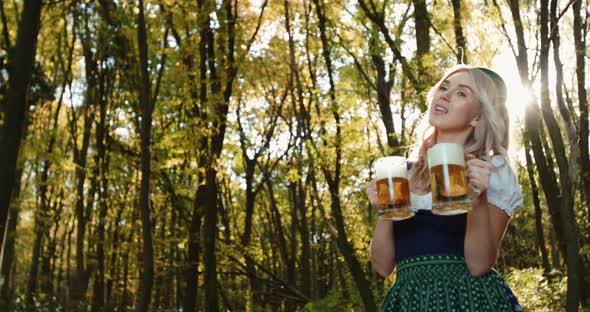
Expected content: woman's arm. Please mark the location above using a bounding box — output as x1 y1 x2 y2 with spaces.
464 196 510 277
366 180 396 277
370 220 396 277
463 154 510 277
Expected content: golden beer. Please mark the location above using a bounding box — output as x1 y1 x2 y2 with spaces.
427 143 472 215
373 156 413 221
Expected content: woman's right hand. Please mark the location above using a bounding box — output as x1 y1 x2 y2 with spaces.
365 179 379 208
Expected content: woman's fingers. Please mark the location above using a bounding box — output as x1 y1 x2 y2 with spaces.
465 155 493 194
365 179 379 207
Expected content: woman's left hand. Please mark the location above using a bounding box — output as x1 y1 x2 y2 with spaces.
465 154 494 196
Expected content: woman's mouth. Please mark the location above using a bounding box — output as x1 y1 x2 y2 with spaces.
433 105 448 114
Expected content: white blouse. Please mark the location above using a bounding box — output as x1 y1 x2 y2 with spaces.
410 155 524 217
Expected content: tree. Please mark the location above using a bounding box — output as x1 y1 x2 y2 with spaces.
135 0 155 310
0 0 43 269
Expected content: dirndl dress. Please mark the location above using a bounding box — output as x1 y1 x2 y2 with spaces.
380 254 522 312
380 158 524 311
380 208 523 312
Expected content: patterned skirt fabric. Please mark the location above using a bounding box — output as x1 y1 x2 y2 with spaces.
380 255 523 312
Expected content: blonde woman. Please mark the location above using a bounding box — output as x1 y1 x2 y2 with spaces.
366 65 523 311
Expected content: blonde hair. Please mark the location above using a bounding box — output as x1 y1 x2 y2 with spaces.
409 64 510 191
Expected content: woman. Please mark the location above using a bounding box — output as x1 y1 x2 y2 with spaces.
366 65 523 311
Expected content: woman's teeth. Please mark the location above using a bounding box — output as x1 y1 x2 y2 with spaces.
435 106 448 113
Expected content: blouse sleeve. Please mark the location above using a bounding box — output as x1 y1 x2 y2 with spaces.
486 155 523 217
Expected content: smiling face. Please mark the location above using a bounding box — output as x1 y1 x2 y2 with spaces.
428 70 480 133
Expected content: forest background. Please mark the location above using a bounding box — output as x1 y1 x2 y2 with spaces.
0 0 589 311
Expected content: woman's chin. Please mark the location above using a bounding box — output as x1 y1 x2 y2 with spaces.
428 116 445 128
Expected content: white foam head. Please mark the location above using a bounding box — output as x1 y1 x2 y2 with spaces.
427 143 465 168
373 156 408 180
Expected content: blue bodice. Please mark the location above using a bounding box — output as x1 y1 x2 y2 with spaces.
394 210 466 262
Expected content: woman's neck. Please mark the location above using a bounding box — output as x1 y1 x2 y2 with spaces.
435 128 473 145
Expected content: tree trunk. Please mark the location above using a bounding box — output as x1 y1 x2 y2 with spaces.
238 151 261 306
182 2 211 310
26 220 42 306
164 192 177 308
357 0 420 90
91 60 109 311
200 0 233 309
369 27 398 151
135 1 154 310
27 81 65 305
413 0 430 56
313 0 376 309
0 0 42 262
0 167 22 310
524 136 550 274
56 215 69 307
106 200 125 308
450 0 467 63
262 169 291 287
71 7 98 302
550 2 589 303
71 104 93 303
540 0 581 312
203 167 220 312
184 181 204 312
550 225 561 269
573 0 590 222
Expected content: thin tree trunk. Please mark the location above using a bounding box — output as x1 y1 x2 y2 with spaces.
201 0 235 310
313 0 376 309
182 0 209 308
135 1 154 310
508 0 569 286
524 136 551 274
550 2 589 303
450 0 467 63
369 27 398 151
106 200 125 309
71 6 98 303
297 179 312 297
66 211 74 308
92 69 109 312
541 0 581 309
28 84 66 305
357 0 420 90
413 0 430 56
164 192 177 308
573 0 590 222
550 225 561 269
262 169 291 287
56 214 69 307
0 167 22 310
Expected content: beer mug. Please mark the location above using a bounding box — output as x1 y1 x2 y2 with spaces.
427 143 472 215
373 156 413 221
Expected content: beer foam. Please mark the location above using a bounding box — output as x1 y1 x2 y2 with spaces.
373 156 408 180
427 143 465 168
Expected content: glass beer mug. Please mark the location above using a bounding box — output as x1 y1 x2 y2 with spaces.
427 143 472 215
373 156 413 221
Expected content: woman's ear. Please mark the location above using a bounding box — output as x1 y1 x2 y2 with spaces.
469 116 479 128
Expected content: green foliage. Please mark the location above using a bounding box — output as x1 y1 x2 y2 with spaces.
504 267 567 311
303 289 361 312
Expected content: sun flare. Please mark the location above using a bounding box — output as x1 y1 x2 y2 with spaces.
491 49 534 125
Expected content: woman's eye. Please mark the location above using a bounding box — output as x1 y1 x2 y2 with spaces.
457 91 466 97
440 86 448 91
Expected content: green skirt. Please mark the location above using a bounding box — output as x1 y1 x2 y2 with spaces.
380 255 519 312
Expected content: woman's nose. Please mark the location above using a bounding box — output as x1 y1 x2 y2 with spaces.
440 92 450 102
